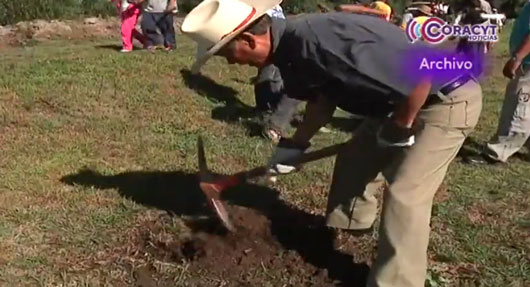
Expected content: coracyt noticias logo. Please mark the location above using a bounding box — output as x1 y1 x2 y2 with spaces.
406 17 498 44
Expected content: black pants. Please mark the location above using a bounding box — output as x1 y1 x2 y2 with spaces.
254 64 301 132
141 12 176 48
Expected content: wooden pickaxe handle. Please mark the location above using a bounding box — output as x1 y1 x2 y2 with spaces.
225 142 348 187
197 138 347 232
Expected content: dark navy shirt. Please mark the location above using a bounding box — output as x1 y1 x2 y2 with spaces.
270 13 446 117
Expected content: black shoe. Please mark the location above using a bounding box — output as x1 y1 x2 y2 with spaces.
463 153 503 165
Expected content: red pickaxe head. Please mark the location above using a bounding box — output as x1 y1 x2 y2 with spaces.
197 137 239 232
196 136 345 232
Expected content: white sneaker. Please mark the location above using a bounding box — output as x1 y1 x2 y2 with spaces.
120 49 132 53
319 127 333 133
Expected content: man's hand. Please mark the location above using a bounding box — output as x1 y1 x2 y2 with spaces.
377 118 424 147
268 138 310 175
503 57 521 79
380 76 430 148
506 35 530 79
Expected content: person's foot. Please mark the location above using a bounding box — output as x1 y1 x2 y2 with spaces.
262 128 282 143
463 152 504 165
120 48 132 53
319 126 333 133
164 45 175 52
145 46 157 52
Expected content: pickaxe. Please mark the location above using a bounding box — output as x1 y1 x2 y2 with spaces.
197 137 347 231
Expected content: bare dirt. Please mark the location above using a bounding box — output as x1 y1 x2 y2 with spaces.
60 166 449 286
0 16 184 48
133 203 371 287
122 181 449 286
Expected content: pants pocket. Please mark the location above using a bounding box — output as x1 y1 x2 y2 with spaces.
454 97 482 136
515 86 530 120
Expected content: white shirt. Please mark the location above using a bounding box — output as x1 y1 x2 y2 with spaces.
121 0 130 12
266 5 285 19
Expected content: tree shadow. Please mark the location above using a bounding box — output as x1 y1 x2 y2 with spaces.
61 168 369 286
180 69 256 123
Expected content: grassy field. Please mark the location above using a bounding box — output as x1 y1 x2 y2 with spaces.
0 27 528 286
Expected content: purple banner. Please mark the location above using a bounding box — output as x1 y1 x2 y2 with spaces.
401 45 486 87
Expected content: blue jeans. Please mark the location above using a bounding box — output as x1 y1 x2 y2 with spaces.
141 12 176 48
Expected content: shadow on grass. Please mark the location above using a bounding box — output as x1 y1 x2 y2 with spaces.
95 44 123 51
61 169 209 216
180 69 256 122
457 136 530 163
329 117 362 133
61 168 369 286
181 69 368 138
457 137 484 160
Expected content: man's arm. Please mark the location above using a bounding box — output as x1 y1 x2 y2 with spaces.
266 94 336 176
504 35 530 79
376 78 431 147
392 77 432 128
166 0 177 12
336 4 388 18
291 94 337 146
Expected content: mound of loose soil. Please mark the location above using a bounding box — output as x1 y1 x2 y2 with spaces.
60 165 374 286
135 203 371 287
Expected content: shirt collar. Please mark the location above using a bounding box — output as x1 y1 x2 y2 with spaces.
270 18 287 64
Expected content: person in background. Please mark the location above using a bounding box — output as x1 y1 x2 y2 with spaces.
466 1 530 164
454 0 492 78
253 4 301 141
336 0 393 22
111 0 147 52
136 0 178 51
432 0 452 20
400 8 414 28
400 4 433 30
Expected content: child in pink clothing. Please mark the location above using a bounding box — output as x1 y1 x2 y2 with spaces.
112 0 147 52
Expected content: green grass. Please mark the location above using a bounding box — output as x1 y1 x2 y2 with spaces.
0 28 529 286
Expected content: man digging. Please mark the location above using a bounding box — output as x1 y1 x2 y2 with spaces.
181 1 483 287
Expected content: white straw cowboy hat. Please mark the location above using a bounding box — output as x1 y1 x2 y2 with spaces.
407 4 433 16
181 0 282 74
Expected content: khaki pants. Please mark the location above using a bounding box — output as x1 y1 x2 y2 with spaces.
325 81 483 287
485 67 530 162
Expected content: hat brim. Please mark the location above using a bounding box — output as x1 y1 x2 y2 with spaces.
406 7 432 16
190 0 282 74
419 10 433 16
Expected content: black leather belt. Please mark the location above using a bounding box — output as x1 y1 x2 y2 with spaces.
424 74 474 106
439 74 474 96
